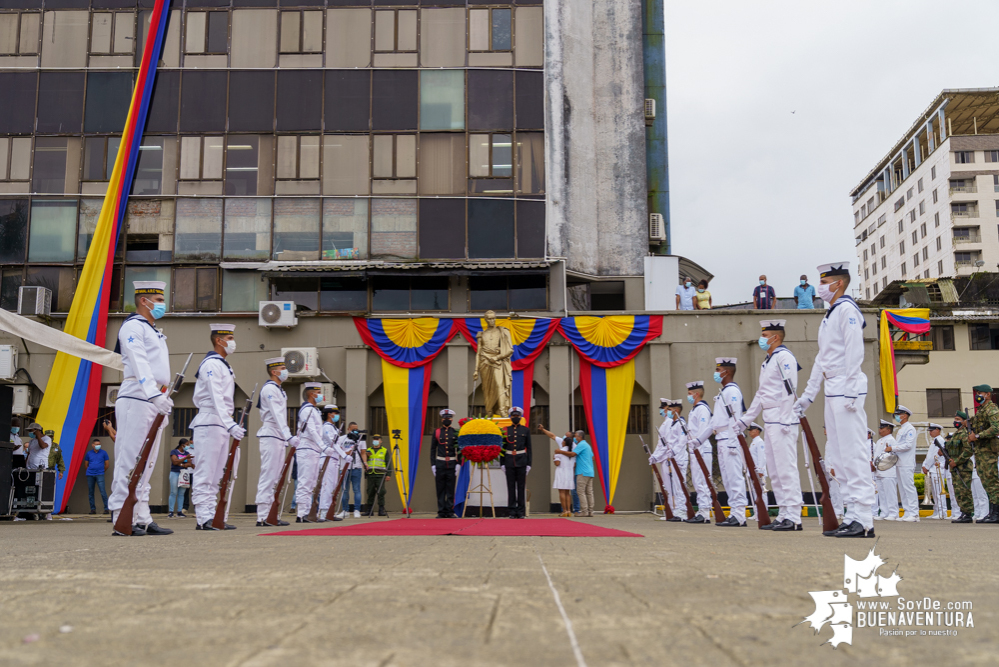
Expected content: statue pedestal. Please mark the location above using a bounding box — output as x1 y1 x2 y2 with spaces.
490 416 512 430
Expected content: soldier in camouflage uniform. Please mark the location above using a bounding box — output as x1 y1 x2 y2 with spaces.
947 411 975 524
968 384 999 524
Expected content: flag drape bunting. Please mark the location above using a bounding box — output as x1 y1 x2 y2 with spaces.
34 0 173 512
879 308 931 414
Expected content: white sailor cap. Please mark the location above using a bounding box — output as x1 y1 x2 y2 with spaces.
265 357 285 369
509 406 524 416
323 404 339 411
748 422 762 431
210 323 235 335
927 422 942 431
659 398 669 408
760 319 786 331
134 280 166 295
817 262 850 278
440 409 456 417
303 382 322 390
715 357 737 367
879 419 894 429
867 428 875 437
666 399 683 408
895 405 912 416
686 381 704 390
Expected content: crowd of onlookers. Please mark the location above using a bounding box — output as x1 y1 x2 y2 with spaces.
674 274 819 311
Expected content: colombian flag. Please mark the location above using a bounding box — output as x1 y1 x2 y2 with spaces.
354 318 457 508
34 0 173 512
879 308 930 414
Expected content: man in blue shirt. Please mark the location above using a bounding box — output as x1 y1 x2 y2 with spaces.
82 438 110 514
569 431 595 517
675 277 697 311
794 274 816 309
753 275 777 309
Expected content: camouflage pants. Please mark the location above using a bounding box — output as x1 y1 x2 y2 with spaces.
977 447 999 503
951 462 976 515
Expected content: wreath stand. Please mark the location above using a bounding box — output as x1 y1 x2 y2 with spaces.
461 462 496 518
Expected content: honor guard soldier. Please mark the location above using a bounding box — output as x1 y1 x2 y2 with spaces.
739 319 803 531
430 409 460 518
891 406 919 522
794 262 876 538
748 424 767 491
685 381 713 523
318 407 349 520
295 383 326 522
706 358 747 527
968 384 999 523
108 281 174 536
190 324 244 531
922 423 956 520
649 399 688 520
873 420 898 521
255 357 299 526
948 411 976 523
502 407 532 519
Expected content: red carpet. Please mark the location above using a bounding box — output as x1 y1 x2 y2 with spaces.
260 518 642 538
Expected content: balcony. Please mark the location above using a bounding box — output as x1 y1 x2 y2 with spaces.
953 232 982 244
893 340 932 352
949 185 978 194
951 209 980 220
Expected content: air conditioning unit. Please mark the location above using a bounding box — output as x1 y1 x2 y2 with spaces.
12 385 34 414
644 98 656 124
300 382 336 405
649 213 666 242
0 345 16 380
259 301 298 328
282 347 319 378
18 286 51 317
106 385 121 406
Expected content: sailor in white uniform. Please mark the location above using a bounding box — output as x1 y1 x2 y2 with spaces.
873 420 899 520
922 423 955 519
794 261 876 538
318 406 349 520
684 381 714 523
108 281 174 536
649 398 687 520
295 382 326 522
190 324 245 531
706 358 747 527
255 357 299 527
747 423 767 492
892 406 920 522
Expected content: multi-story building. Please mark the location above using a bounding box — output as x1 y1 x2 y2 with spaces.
850 89 999 301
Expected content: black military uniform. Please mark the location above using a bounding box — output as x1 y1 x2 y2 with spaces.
431 409 460 518
502 407 532 518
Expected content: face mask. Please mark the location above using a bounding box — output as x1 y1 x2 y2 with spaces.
659 408 665 417
315 394 324 404
685 281 692 288
511 416 521 424
817 282 837 303
94 444 101 451
975 394 985 404
713 371 723 384
372 440 381 447
800 279 807 286
10 427 18 435
893 414 901 424
954 421 961 428
225 340 236 355
687 395 695 405
442 418 452 426
277 369 289 382
697 288 705 293
667 409 676 419
332 414 340 423
149 301 166 319
758 336 770 351
759 280 766 286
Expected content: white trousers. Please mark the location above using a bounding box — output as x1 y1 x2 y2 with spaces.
895 465 919 519
926 468 955 516
662 458 688 519
318 456 343 513
295 449 322 518
690 448 714 519
717 441 746 522
763 418 801 523
256 437 287 522
191 425 232 525
972 471 988 519
109 398 167 526
824 395 875 529
871 473 880 516
876 476 898 519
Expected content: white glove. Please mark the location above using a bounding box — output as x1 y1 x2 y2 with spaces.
500 465 506 472
780 425 791 435
734 419 748 433
431 465 437 476
150 394 173 415
229 424 247 441
288 436 300 448
648 456 656 465
793 396 811 417
526 466 531 474
322 447 335 458
844 399 858 413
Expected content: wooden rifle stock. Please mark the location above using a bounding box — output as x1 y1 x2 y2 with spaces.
265 446 296 526
307 455 332 522
799 416 840 533
324 447 358 521
692 448 727 523
722 406 771 527
669 457 695 517
640 437 674 520
211 385 257 530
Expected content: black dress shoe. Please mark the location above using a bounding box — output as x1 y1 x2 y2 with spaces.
264 520 290 527
952 514 973 523
833 521 869 537
112 525 146 536
256 521 265 526
717 516 744 527
197 521 220 531
318 518 328 523
977 509 999 524
224 524 236 530
795 522 803 531
378 509 387 517
759 521 775 530
666 516 683 522
823 521 849 537
772 519 797 532
144 522 174 535
684 515 707 524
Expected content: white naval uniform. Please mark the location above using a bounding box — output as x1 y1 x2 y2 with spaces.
801 296 875 530
742 345 801 524
971 457 988 519
710 382 747 523
108 314 171 526
318 422 349 514
651 416 688 519
892 421 919 520
294 403 325 518
923 436 956 518
189 352 239 525
255 380 293 522
687 400 714 520
873 434 899 520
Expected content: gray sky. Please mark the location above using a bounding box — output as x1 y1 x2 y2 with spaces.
664 0 999 305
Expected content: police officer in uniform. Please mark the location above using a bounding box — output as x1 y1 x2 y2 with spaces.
502 407 532 519
430 409 460 518
968 384 999 523
108 281 174 536
255 357 299 526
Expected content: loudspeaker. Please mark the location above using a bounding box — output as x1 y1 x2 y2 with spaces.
0 385 12 436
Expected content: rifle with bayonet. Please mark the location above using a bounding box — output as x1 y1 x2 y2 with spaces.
640 436 675 520
659 429 695 518
723 404 771 528
211 383 258 530
325 436 368 521
307 406 347 522
677 419 726 524
265 444 296 526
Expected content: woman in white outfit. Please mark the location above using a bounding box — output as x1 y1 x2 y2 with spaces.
540 425 576 516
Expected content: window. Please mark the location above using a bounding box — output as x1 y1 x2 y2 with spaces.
924 269 930 278
370 198 417 260
0 73 36 134
996 175 999 192
420 70 465 131
863 249 868 261
911 231 917 244
123 199 174 262
954 150 974 164
909 210 916 223
223 198 270 261
277 136 321 180
897 220 903 233
185 11 228 55
870 243 875 256
871 262 877 276
90 12 134 55
420 7 465 68
0 12 40 55
123 266 171 312
516 132 545 194
277 70 322 132
271 277 318 311
928 325 955 352
934 211 940 227
970 324 999 350
325 71 370 132
180 136 224 180
913 253 919 267
880 235 885 248
877 213 886 227
468 70 513 131
32 129 70 189
866 287 870 299
418 198 465 259
883 277 887 289
28 200 77 262
955 251 973 263
936 236 942 251
931 165 936 179
174 198 222 262
372 276 447 312
469 275 546 311
938 259 943 274
26 266 74 312
926 388 961 417
906 187 913 201
468 198 514 258
922 247 929 261
371 134 416 193
881 256 886 269
228 71 274 133
132 137 165 195
374 9 416 53
0 199 28 264
919 201 925 216
901 262 906 276
419 134 465 195
320 277 367 312
230 9 277 69
986 150 999 163
173 267 218 312
221 270 268 312
38 71 85 134
894 197 904 212
864 268 869 280
273 198 321 261
469 133 513 193
920 223 926 238
931 188 937 204
82 137 121 181
322 198 368 260
279 10 322 54
180 71 226 132
0 137 31 182
469 8 512 51
951 202 978 217
917 177 923 193
899 240 905 255
225 136 260 196
372 70 418 131
322 135 369 195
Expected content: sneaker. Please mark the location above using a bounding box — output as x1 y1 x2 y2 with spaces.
167 512 175 519
176 512 187 518
335 511 346 520
353 510 361 518
89 510 96 515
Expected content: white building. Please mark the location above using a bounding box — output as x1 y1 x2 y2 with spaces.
850 89 999 301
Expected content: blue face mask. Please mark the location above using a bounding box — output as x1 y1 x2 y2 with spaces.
713 371 723 384
10 427 18 435
659 408 665 417
332 414 340 423
687 395 695 405
666 409 676 419
893 414 901 424
758 336 770 351
759 280 766 286
150 302 166 319
800 279 807 286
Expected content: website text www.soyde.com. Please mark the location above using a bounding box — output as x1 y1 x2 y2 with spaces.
857 597 974 635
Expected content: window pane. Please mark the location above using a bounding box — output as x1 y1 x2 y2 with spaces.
420 7 464 68
370 198 416 259
175 198 222 261
113 11 134 53
83 137 106 180
19 13 40 54
276 136 297 178
173 267 196 311
145 70 180 133
196 267 218 311
396 134 416 178
28 200 76 262
203 136 224 179
123 265 171 312
516 132 544 194
372 135 393 178
180 70 227 132
469 276 506 311
418 198 464 259
420 70 464 131
509 274 546 310
131 137 165 195
371 276 408 311
322 198 368 259
40 9 88 68
301 11 322 52
273 198 320 260
277 70 322 131
491 8 511 50
228 70 274 132
272 277 317 311
325 70 370 132
185 11 206 53
25 266 74 312
492 133 512 177
320 276 367 311
179 136 201 179
231 9 277 67
325 7 371 68
124 199 174 262
468 9 488 50
469 134 489 177
516 71 544 129
397 9 416 50
0 72 37 134
222 269 268 312
224 197 271 260
373 10 393 51
225 136 259 195
84 71 133 133
468 70 512 131
77 198 101 260
372 70 417 131
468 199 514 258
279 10 300 51
37 71 84 133
0 199 28 263
410 276 448 311
1 269 22 312
300 135 320 180
419 134 463 195
322 135 369 195
30 137 68 194
206 11 228 53
0 14 19 53
516 199 545 258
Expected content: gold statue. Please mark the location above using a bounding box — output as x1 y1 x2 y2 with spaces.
473 310 513 418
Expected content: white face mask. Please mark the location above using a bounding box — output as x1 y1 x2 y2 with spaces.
225 340 236 355
816 282 837 303
277 369 289 382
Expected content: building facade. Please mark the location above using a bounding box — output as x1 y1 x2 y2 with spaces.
850 89 999 301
